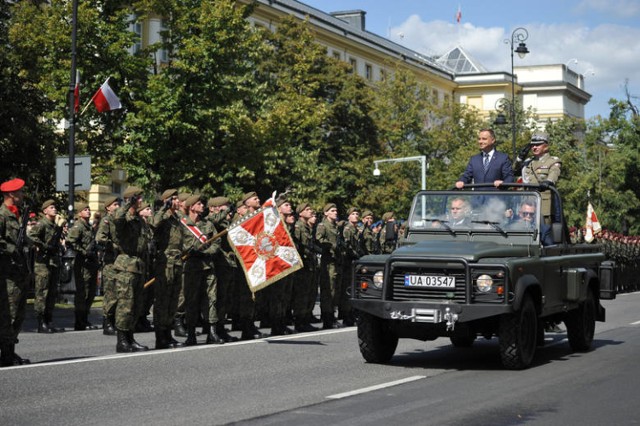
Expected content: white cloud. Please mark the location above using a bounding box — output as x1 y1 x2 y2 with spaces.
575 0 640 18
392 16 640 117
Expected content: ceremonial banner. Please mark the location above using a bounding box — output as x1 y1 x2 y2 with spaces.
584 202 602 243
227 201 303 293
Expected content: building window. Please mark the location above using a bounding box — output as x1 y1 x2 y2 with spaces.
129 17 142 55
333 51 341 61
365 64 373 81
380 69 386 81
159 20 168 63
349 57 357 73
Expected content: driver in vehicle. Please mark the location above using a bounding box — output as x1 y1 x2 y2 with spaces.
509 199 554 246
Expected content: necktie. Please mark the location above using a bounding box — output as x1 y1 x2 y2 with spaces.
483 153 489 172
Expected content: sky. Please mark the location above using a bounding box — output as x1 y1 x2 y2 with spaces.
303 0 640 120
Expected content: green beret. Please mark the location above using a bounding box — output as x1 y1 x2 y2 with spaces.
323 203 337 213
161 188 178 201
346 207 360 216
136 202 150 213
382 211 394 222
361 210 374 219
208 196 229 208
296 202 311 214
185 194 202 208
103 195 119 210
41 199 56 211
123 186 142 199
242 191 258 204
178 192 191 202
75 202 89 212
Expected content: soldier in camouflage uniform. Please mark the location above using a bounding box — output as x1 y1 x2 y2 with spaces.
378 212 398 254
172 191 192 338
315 203 343 329
340 207 362 326
150 189 186 349
112 186 149 352
360 210 376 255
67 203 100 331
0 178 31 366
96 196 120 335
207 196 237 342
28 200 65 333
292 202 319 332
182 195 222 345
136 202 155 332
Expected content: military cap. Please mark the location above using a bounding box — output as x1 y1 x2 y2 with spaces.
296 202 311 214
103 195 119 210
160 188 178 201
123 186 142 199
208 196 229 208
530 133 549 145
346 207 360 216
75 202 89 212
361 210 374 219
242 191 258 204
0 178 25 193
276 197 290 208
185 194 202 208
323 203 337 213
137 202 150 213
382 211 394 222
236 200 246 209
41 199 56 211
178 192 191 202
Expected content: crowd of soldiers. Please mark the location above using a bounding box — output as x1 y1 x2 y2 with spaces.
0 177 403 366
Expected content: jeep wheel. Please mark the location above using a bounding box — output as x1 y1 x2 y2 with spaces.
499 295 538 370
565 287 596 352
450 335 476 348
357 312 398 363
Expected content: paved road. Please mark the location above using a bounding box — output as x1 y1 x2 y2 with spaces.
2 293 640 425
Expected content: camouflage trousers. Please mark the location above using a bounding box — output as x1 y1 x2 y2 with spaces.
101 263 117 318
33 262 58 317
0 256 28 343
113 255 144 332
152 259 182 330
291 265 316 320
319 260 341 315
74 257 98 318
184 261 218 327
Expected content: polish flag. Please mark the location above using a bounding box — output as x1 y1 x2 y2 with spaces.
92 78 122 113
456 5 462 23
584 202 602 243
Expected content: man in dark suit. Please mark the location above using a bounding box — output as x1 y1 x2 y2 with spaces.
456 128 514 190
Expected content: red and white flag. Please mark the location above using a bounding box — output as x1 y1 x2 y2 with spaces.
584 202 602 243
456 5 462 23
227 195 302 293
92 77 122 113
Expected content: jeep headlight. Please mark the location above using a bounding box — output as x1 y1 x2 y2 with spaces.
373 271 384 289
475 274 493 292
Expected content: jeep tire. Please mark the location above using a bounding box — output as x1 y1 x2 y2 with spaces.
565 287 596 352
499 295 537 370
357 312 398 363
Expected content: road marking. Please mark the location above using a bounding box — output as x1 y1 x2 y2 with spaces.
2 327 356 371
630 320 640 325
326 376 426 400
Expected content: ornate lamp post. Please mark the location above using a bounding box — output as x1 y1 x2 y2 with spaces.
505 27 530 162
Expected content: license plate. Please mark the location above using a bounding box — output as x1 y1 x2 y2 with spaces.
404 274 455 288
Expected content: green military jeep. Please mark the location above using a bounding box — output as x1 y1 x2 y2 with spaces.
350 185 616 369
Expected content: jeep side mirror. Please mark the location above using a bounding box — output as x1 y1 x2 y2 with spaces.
551 223 563 244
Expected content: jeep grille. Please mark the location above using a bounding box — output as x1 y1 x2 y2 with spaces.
390 263 467 302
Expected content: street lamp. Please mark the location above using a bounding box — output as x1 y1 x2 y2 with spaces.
504 27 530 162
372 155 427 190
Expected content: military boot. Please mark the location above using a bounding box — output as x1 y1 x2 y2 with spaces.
155 328 170 350
215 323 237 343
103 316 116 336
135 316 154 333
295 317 318 333
185 327 197 346
37 314 53 334
173 317 187 337
270 318 294 336
127 331 149 352
240 319 265 340
322 313 343 330
205 324 223 344
0 342 12 367
74 311 87 331
45 313 62 333
116 330 133 353
165 329 185 348
13 349 30 365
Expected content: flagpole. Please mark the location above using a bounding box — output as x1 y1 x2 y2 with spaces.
67 0 79 226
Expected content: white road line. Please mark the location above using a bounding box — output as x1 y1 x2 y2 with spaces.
630 320 640 325
326 376 427 400
2 327 356 371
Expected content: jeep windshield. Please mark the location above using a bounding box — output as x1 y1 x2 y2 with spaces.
408 191 542 236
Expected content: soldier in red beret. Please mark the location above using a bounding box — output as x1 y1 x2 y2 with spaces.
0 178 31 366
